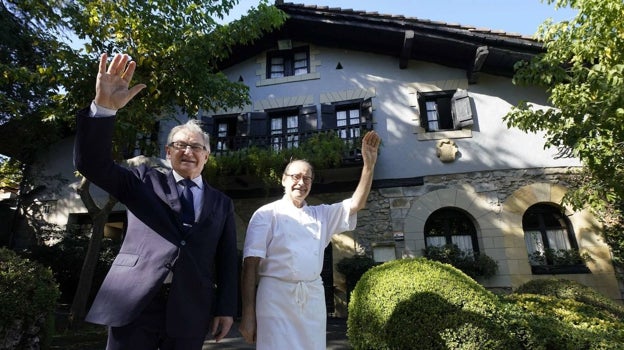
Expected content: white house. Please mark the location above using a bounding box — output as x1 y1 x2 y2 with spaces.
17 1 621 317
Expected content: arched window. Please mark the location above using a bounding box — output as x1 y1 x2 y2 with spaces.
523 203 589 274
424 207 478 253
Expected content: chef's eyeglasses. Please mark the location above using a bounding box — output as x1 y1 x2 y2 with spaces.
285 173 313 184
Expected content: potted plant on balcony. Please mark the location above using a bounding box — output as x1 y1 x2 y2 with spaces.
528 248 592 274
204 131 364 191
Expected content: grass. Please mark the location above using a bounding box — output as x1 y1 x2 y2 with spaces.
50 323 107 350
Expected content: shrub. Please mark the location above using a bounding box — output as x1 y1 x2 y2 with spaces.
423 244 498 279
0 247 60 349
336 255 376 301
504 293 624 349
347 258 521 350
24 233 120 304
514 278 624 321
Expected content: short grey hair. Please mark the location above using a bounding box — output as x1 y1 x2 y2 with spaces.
166 119 211 153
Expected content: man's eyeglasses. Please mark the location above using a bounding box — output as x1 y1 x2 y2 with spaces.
169 141 206 152
285 173 313 184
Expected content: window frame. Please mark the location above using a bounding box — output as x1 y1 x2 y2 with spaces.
269 108 300 151
522 203 590 274
266 46 310 79
424 207 479 254
417 89 474 133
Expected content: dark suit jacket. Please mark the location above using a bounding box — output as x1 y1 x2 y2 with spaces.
74 109 238 338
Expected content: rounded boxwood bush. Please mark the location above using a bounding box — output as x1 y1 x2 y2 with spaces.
515 278 624 321
0 247 60 349
504 278 624 349
505 293 624 349
347 258 521 350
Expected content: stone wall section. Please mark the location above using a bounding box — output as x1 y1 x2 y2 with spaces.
349 166 622 302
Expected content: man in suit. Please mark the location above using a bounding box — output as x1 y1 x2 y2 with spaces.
74 52 238 349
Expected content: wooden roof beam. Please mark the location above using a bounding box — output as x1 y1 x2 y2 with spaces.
467 45 489 84
399 30 415 69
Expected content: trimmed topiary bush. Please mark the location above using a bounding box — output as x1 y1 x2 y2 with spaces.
1 247 60 349
504 293 624 349
514 278 624 321
347 258 522 350
504 278 624 349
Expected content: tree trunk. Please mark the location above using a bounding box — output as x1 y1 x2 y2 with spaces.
69 179 117 328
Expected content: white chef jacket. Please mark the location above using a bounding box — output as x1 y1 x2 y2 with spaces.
243 196 356 350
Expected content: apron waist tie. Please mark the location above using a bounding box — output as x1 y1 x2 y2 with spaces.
264 276 320 308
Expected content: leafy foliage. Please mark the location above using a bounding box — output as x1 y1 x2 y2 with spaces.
23 230 121 304
503 0 624 277
528 248 591 266
204 131 357 188
0 247 60 349
514 278 624 321
336 254 377 300
423 244 499 279
347 258 518 350
347 258 624 350
0 156 22 189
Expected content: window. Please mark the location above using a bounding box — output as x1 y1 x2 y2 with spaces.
245 106 318 149
523 203 589 274
424 208 478 253
270 110 299 151
266 46 310 79
336 104 362 149
321 99 373 163
417 89 473 132
201 115 240 154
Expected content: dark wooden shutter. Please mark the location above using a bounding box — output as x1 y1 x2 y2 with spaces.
417 92 429 131
200 116 214 135
299 105 318 132
360 98 373 129
321 103 336 130
248 112 268 147
200 117 215 150
451 89 474 128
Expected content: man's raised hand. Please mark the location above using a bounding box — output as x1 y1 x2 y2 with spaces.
94 53 146 110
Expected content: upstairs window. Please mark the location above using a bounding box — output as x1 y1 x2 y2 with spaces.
418 89 473 132
270 110 299 151
246 106 318 149
201 114 245 154
321 99 373 163
424 207 479 253
267 46 310 79
336 104 361 148
523 203 589 274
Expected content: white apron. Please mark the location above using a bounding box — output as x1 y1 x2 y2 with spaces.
244 197 356 350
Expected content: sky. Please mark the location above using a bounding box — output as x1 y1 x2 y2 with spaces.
223 0 578 37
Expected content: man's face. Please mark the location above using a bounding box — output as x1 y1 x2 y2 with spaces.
166 129 209 179
282 161 313 206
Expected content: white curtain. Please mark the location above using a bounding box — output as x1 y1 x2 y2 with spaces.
426 236 446 247
546 229 571 250
451 235 473 252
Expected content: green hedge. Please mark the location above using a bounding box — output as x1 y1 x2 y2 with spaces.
514 278 624 321
347 258 624 349
505 278 624 349
0 247 60 349
347 258 520 350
